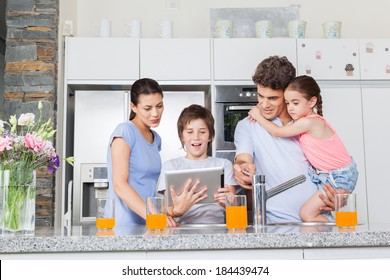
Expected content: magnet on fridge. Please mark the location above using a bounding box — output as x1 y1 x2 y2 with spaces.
345 64 355 76
365 42 374 53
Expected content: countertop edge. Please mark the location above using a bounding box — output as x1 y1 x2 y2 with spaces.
2 230 390 254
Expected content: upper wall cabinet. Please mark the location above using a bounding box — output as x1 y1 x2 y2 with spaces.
359 39 390 80
65 37 139 81
213 38 297 82
140 39 211 81
297 39 360 80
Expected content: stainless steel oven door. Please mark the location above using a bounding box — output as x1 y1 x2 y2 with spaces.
215 103 256 150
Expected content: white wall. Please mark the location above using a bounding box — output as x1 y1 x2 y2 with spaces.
60 0 390 38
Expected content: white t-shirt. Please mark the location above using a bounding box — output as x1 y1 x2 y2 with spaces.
157 157 237 224
234 117 319 223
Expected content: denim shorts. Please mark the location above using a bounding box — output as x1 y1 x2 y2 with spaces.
308 159 358 193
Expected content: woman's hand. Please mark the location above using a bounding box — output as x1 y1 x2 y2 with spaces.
214 185 234 207
169 178 208 217
319 183 350 212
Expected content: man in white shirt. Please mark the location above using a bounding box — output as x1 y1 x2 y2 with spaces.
233 56 335 223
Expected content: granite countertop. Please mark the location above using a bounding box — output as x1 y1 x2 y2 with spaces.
1 223 390 254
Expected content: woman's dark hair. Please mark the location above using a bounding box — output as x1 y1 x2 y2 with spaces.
286 75 323 116
129 78 163 120
177 104 215 152
252 56 296 90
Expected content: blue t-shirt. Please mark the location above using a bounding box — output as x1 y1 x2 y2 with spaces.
234 118 319 223
107 121 162 225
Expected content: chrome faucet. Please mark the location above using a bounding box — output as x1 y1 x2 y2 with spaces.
242 171 307 227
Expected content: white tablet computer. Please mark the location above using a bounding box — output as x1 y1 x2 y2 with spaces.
164 166 224 206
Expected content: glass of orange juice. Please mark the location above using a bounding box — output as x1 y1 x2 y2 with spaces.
335 193 357 228
146 197 167 231
96 198 115 230
226 194 247 230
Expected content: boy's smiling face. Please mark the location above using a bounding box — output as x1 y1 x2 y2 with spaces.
181 118 210 160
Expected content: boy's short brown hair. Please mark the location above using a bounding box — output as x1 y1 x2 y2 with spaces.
177 104 215 148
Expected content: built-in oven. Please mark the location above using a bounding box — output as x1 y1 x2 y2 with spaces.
214 86 258 220
214 86 258 163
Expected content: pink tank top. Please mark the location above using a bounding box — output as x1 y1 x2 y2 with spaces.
298 115 352 171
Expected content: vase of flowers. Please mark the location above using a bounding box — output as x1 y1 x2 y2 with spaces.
1 168 36 235
0 101 73 235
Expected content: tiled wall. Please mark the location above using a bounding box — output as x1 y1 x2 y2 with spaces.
3 0 59 227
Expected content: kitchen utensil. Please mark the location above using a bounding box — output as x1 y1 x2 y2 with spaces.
241 171 307 226
335 193 357 228
93 19 111 37
96 198 115 229
226 194 248 230
157 20 173 38
322 21 341 39
215 20 233 38
146 197 167 231
288 20 307 38
123 20 142 38
255 20 273 38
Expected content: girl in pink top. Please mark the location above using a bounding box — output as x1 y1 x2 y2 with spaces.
248 75 358 222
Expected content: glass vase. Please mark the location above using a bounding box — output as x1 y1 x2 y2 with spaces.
1 168 36 236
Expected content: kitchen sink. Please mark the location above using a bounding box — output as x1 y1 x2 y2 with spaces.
266 222 336 226
176 222 337 229
177 223 226 229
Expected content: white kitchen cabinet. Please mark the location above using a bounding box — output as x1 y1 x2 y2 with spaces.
65 37 139 81
319 84 368 225
213 38 297 81
297 39 360 80
304 247 390 259
359 39 390 80
140 39 211 81
362 87 390 224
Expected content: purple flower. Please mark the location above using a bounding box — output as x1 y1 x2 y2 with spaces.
47 155 60 172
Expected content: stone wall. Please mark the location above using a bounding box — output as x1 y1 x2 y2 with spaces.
4 0 59 226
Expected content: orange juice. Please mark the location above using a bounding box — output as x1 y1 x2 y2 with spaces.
96 218 115 229
226 206 247 229
335 211 357 228
96 229 115 236
146 213 167 230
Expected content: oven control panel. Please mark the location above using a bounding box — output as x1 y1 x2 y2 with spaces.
215 86 258 103
239 89 258 99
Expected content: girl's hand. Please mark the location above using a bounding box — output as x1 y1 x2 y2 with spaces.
214 185 234 207
169 178 208 217
166 215 179 228
319 183 350 212
248 106 262 122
